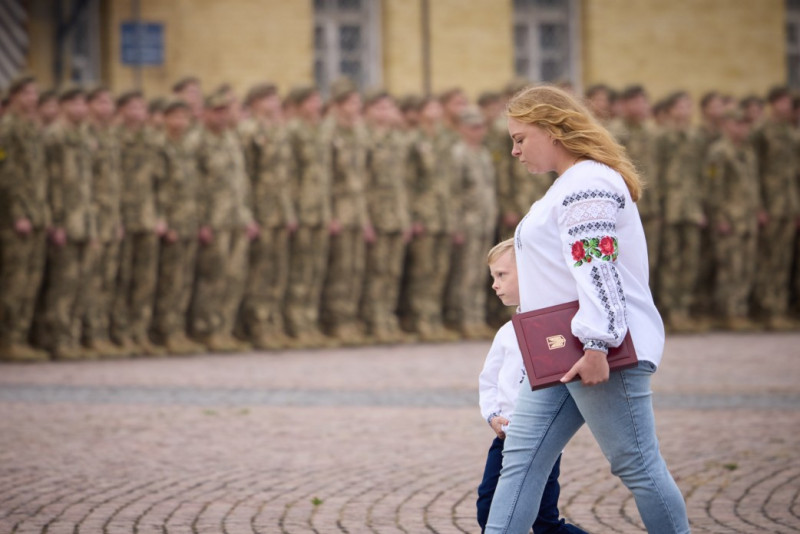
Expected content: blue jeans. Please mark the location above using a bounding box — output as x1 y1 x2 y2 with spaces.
486 361 690 534
477 439 588 534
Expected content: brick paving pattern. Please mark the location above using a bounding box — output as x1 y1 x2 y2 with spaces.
0 332 798 533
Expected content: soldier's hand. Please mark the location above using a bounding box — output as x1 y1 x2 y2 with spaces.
758 211 769 227
363 224 376 244
117 225 125 241
49 227 67 247
452 232 465 246
198 226 214 245
503 212 521 228
716 221 732 235
489 415 509 439
14 218 32 236
412 222 425 237
246 221 260 241
165 230 179 244
402 228 413 244
329 219 342 236
155 219 168 237
286 220 299 234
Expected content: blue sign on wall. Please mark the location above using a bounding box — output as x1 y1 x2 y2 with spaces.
121 21 164 66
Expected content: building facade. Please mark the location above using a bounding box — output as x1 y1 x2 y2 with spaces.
7 0 789 102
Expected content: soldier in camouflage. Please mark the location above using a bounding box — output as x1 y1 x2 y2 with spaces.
84 86 126 358
403 97 457 342
111 91 165 356
751 87 800 330
361 90 412 343
284 87 334 348
0 76 50 361
704 109 761 330
319 78 375 343
40 88 96 360
444 106 497 340
239 84 298 350
190 92 258 352
655 91 708 332
151 99 206 355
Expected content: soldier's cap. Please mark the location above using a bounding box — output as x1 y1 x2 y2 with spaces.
285 85 318 106
477 91 501 108
38 89 57 106
767 85 790 103
329 76 358 104
163 98 191 115
458 106 485 127
6 74 36 97
398 94 423 113
362 88 391 108
172 76 201 94
148 97 167 114
204 91 231 109
503 77 530 97
721 108 746 122
245 83 278 107
58 86 86 103
86 85 111 102
116 90 144 108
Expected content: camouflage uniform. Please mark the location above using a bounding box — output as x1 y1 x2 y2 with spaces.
191 127 253 348
656 126 706 326
361 125 411 340
151 132 201 352
0 111 49 360
41 120 96 359
111 126 162 354
704 136 760 323
238 117 296 348
751 119 800 323
319 117 371 339
83 121 123 355
445 140 497 336
284 117 331 345
694 123 723 317
612 119 661 296
404 125 454 340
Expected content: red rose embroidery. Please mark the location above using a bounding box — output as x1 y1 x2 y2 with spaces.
571 241 585 261
599 236 615 256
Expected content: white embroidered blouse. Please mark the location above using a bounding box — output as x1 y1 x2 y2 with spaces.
514 160 665 367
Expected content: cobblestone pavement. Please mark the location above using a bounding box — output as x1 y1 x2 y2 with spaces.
0 332 798 533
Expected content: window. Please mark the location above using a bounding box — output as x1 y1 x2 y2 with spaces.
314 0 381 95
787 0 800 88
513 0 579 85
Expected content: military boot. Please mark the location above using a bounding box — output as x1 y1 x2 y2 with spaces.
0 343 50 362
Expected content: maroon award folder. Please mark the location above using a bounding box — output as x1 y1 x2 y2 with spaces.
511 300 638 390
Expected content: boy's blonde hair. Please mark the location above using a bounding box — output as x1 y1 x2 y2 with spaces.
487 238 515 265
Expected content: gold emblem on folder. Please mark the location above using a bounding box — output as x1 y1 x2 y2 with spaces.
546 335 566 350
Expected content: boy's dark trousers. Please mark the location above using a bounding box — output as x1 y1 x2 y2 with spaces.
476 437 589 534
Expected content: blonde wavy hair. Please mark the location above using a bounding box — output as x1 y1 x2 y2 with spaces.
487 238 515 265
506 85 642 202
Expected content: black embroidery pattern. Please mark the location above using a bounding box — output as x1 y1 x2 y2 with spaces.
562 189 626 209
584 339 609 352
567 221 616 237
589 263 626 342
515 212 530 250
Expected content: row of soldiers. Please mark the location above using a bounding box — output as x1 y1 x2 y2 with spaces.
585 83 800 332
0 74 505 362
2 74 799 363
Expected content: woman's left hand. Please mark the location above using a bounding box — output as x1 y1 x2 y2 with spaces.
561 350 610 386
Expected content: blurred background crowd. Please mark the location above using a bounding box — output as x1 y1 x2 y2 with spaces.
1 0 799 361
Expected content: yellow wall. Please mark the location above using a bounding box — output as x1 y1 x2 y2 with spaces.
582 0 786 101
104 0 312 97
428 0 514 99
382 0 424 96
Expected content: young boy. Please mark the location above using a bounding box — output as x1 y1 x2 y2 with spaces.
477 239 587 534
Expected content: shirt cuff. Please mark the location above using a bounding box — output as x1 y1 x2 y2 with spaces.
583 339 609 354
487 412 500 425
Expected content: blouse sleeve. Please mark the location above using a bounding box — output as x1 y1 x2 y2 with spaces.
556 187 628 353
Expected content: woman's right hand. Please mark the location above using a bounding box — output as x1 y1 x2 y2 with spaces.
561 350 610 386
490 415 510 439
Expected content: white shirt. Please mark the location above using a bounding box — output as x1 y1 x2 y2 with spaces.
478 321 527 424
514 160 665 366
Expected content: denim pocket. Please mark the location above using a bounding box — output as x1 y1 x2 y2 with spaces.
638 360 657 373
